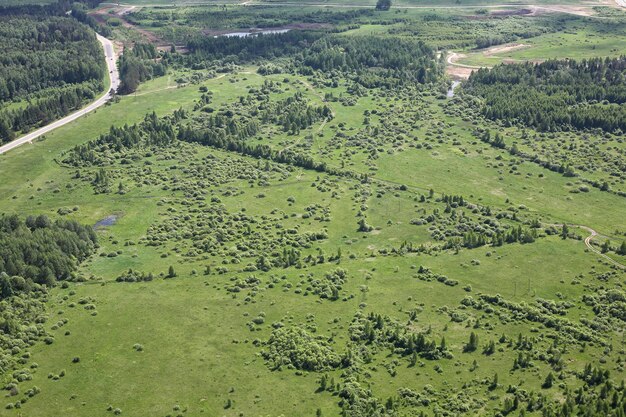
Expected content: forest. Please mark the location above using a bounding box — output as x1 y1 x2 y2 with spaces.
118 43 167 94
0 14 105 143
464 57 626 132
0 214 97 286
187 31 441 86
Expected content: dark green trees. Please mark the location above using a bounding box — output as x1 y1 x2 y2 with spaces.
118 43 165 95
375 0 392 11
464 332 479 352
0 15 106 142
167 266 177 278
0 214 97 288
465 57 626 132
542 372 555 389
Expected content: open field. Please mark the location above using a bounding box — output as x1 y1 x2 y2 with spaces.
0 2 625 417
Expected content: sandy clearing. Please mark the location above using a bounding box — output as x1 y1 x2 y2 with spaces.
484 43 531 56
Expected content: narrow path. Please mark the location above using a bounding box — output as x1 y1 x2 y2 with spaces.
0 34 119 155
579 225 626 270
447 52 484 69
549 223 626 269
446 51 485 79
279 79 335 154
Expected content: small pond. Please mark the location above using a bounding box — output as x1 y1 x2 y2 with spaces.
94 215 118 229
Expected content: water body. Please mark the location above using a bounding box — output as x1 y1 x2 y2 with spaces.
447 80 461 98
217 29 290 38
94 215 117 229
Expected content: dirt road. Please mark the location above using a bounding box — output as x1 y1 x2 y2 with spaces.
549 224 626 270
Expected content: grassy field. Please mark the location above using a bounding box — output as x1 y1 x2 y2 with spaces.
458 23 626 66
1 64 624 415
112 0 609 6
1 2 625 417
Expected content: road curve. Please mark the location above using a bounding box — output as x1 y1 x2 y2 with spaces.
0 34 119 155
447 51 484 69
548 223 626 270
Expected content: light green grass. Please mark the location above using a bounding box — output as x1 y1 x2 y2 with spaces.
458 23 626 66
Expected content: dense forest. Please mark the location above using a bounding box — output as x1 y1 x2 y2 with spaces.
187 31 441 86
0 214 97 287
464 57 626 132
187 30 325 63
0 214 97 390
118 43 167 94
0 15 105 143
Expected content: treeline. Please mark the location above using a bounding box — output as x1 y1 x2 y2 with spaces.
0 214 97 288
187 31 441 86
0 80 102 144
0 15 105 141
0 0 102 17
302 35 439 85
0 16 104 102
447 225 537 250
64 91 336 175
118 43 167 94
63 110 183 166
187 30 324 62
464 57 626 132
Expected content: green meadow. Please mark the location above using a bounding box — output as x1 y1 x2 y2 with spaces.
0 2 625 416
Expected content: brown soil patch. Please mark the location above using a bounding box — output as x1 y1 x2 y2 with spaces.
490 8 534 16
531 5 596 17
90 5 185 51
446 66 476 80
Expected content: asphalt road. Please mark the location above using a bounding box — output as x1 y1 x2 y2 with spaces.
0 34 119 155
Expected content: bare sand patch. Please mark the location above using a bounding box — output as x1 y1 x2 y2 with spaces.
483 43 531 56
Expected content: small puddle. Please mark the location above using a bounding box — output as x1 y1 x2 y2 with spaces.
94 215 118 229
447 80 461 98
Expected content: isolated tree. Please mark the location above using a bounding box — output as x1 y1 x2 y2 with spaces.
483 340 495 355
168 265 176 278
542 372 554 389
357 218 373 232
376 0 392 10
464 332 479 352
601 240 611 254
618 241 626 256
489 373 499 390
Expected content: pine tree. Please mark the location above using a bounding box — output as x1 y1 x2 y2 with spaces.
542 372 554 389
375 0 392 10
464 332 479 352
167 265 176 278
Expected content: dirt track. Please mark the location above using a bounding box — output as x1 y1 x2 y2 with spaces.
548 224 626 270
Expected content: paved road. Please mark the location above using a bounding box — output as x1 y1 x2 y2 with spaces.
0 34 119 155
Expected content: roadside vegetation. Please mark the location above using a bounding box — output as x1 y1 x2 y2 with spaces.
0 1 107 143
